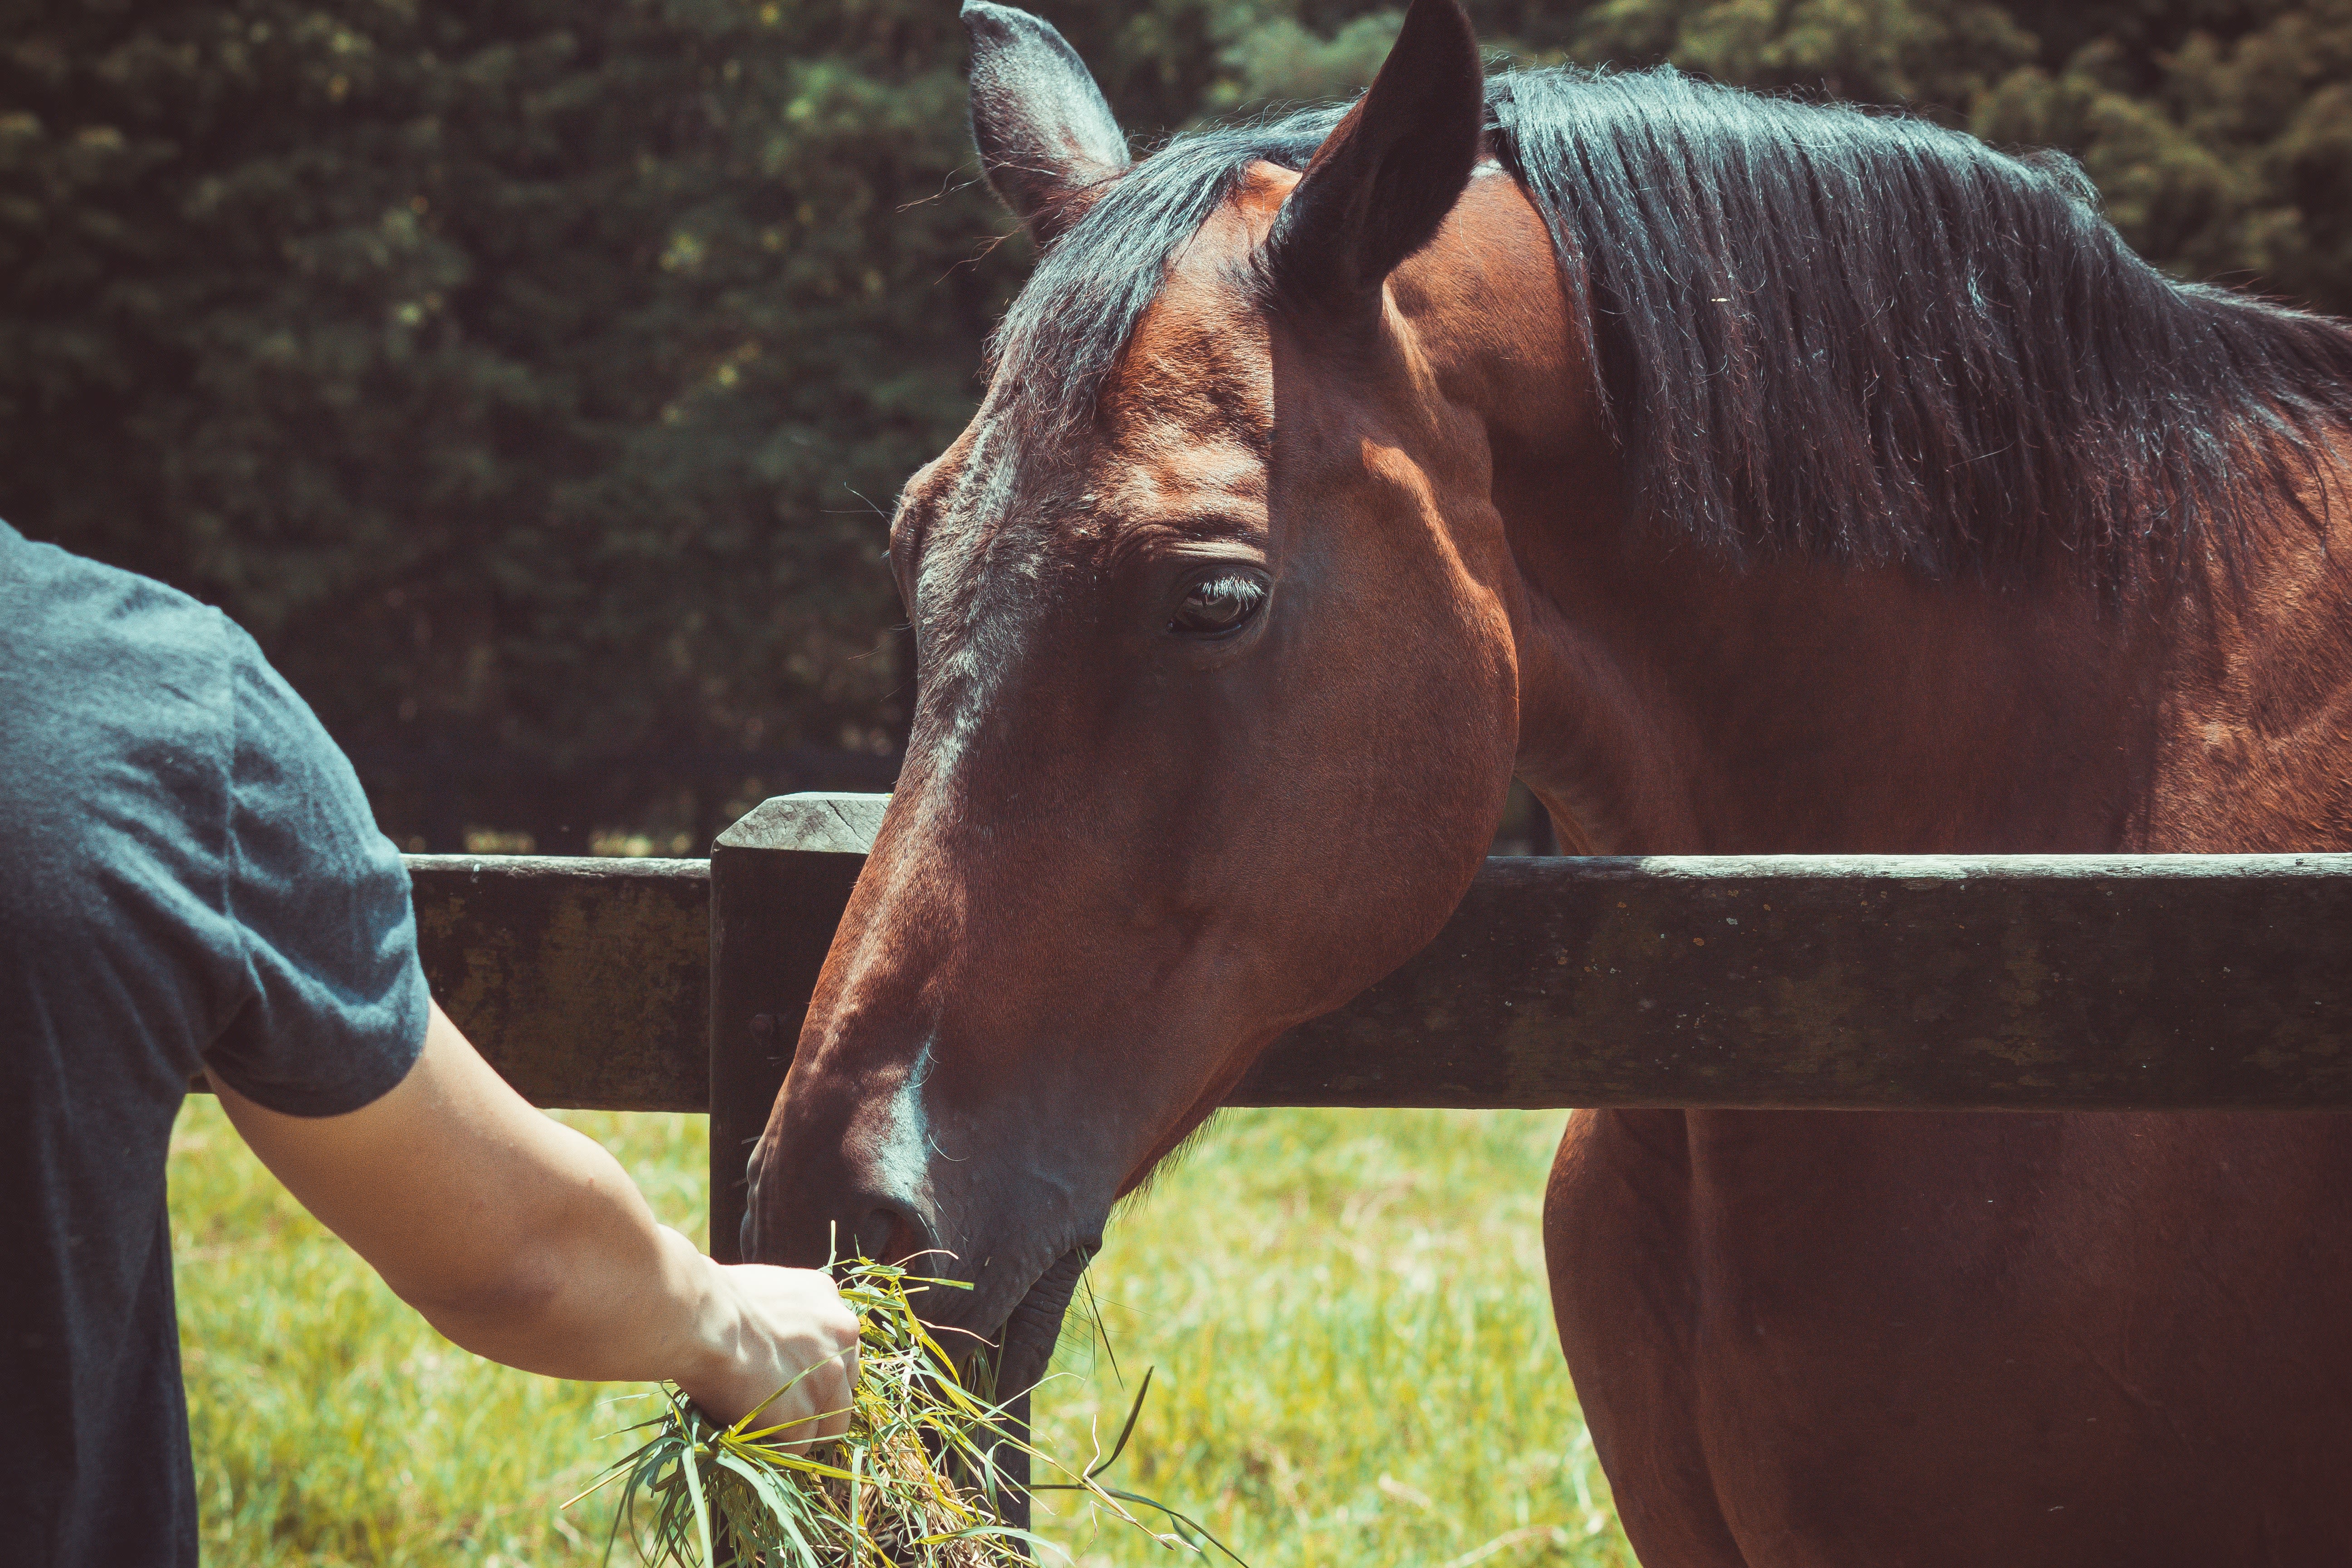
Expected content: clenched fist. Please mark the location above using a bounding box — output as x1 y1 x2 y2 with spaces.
676 1262 862 1444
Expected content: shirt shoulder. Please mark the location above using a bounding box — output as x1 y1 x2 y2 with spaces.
0 524 247 1079
202 623 429 1114
0 524 428 1111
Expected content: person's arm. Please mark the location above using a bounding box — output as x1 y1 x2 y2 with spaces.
213 999 858 1441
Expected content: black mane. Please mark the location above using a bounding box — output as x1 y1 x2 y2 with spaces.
989 66 2352 583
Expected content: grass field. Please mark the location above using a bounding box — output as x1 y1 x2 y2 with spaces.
169 1099 1632 1567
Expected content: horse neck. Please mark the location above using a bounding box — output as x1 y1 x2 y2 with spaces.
1495 504 2132 853
1400 188 2126 853
2133 495 2352 852
1487 458 2352 853
1401 176 2352 855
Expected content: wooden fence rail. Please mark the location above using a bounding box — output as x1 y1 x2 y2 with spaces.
395 793 2352 1255
409 853 712 1112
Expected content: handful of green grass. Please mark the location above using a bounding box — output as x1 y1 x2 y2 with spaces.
571 1257 1235 1568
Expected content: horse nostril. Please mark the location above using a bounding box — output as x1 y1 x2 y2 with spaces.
846 1199 933 1268
851 1207 900 1264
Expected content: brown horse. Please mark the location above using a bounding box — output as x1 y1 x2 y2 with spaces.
746 0 2352 1560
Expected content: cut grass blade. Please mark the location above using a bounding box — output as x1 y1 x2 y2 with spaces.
572 1257 1244 1568
1034 1373 1243 1565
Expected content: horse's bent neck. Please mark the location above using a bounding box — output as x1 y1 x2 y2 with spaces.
1504 440 2352 857
1506 530 2167 853
2137 513 2352 851
1410 180 2352 856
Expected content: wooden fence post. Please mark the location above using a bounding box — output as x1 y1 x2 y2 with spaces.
707 793 888 1261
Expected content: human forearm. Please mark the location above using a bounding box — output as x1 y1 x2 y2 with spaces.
388 1121 726 1384
218 1000 858 1432
410 1182 855 1432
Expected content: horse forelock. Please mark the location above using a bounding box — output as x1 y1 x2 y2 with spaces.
972 62 2352 593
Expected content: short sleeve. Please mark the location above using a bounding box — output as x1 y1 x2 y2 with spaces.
199 629 429 1115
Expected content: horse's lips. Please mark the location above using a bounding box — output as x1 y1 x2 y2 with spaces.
992 1247 1091 1396
924 1246 1088 1539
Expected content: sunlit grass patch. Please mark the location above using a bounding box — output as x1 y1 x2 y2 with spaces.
1031 1110 1632 1568
170 1104 700 1565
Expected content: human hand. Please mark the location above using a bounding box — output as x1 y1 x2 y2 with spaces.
677 1262 861 1445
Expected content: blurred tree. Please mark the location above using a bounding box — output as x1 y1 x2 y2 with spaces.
5 0 2350 849
1975 2 2352 316
0 0 1018 850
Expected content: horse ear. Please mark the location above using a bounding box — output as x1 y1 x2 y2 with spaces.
1264 0 1485 314
963 1 1131 248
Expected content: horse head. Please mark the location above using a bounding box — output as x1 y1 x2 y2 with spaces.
744 0 1558 1395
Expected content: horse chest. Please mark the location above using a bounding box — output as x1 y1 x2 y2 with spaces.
1546 1107 2352 1567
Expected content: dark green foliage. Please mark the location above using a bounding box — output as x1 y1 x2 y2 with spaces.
0 0 1015 848
5 0 2350 847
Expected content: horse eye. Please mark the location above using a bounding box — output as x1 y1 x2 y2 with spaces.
1170 571 1268 636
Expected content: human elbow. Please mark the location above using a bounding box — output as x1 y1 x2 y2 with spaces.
390 1237 571 1362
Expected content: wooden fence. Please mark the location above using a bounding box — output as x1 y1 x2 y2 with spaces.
389 793 2352 1257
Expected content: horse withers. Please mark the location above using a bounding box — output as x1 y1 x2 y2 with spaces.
745 1 2352 1561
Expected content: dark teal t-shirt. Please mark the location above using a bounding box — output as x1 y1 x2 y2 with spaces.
0 521 430 1566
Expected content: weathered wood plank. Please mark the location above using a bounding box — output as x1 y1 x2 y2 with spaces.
341 816 2352 1122
1235 854 2352 1110
408 855 710 1112
696 800 2352 1114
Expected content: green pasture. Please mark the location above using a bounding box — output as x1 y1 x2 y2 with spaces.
169 1100 1632 1567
